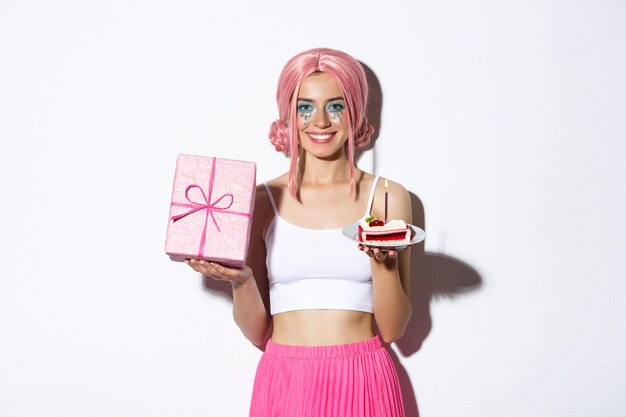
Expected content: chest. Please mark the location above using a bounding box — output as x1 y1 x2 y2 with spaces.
278 186 371 230
266 217 371 284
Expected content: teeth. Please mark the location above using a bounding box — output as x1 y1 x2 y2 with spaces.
309 133 333 140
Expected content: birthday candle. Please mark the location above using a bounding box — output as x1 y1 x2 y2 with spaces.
384 178 389 223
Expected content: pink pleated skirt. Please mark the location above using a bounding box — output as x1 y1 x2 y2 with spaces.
249 335 405 417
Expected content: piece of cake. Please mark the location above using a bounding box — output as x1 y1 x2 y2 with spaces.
358 218 411 245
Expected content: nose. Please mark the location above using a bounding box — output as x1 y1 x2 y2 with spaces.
312 108 331 128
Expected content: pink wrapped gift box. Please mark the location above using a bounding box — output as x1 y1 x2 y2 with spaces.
165 154 256 268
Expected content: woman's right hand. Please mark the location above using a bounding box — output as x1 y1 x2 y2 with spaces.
185 259 253 286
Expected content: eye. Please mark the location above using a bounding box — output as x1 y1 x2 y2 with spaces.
326 102 345 113
297 103 315 115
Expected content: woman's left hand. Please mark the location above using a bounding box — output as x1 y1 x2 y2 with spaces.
358 244 398 262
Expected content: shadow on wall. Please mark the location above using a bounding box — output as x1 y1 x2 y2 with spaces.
356 62 382 170
399 193 483 356
200 63 483 417
385 192 483 417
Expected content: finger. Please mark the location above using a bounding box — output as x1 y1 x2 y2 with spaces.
206 262 232 280
196 261 229 280
388 250 398 259
211 262 251 283
194 261 240 282
188 259 221 279
187 259 205 273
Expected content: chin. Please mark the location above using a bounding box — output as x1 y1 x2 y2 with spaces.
301 141 348 160
309 149 347 161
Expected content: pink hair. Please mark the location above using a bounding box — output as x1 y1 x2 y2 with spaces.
268 48 374 198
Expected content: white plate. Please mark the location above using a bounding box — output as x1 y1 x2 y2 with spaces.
341 222 426 251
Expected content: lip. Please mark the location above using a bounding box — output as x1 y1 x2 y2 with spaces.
306 132 336 143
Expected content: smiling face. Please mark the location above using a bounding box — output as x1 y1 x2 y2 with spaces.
296 72 349 160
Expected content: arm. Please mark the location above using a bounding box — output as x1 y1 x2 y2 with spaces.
187 184 273 348
363 180 412 344
231 185 273 347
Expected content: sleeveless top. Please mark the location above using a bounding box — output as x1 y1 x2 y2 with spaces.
263 176 380 315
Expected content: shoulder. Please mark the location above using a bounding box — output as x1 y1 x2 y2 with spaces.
366 173 410 201
252 173 288 233
265 172 289 190
255 173 288 200
252 184 276 236
370 175 412 222
386 178 410 202
260 174 289 204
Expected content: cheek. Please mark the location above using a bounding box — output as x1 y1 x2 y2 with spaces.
298 113 312 128
329 108 348 126
332 113 344 125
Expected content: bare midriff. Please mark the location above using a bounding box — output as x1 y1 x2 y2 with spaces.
271 310 375 346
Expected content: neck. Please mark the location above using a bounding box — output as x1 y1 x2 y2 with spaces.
299 151 354 186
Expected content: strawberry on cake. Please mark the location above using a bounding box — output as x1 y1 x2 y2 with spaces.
358 217 411 245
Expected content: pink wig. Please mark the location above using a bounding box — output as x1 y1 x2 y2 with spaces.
268 48 374 198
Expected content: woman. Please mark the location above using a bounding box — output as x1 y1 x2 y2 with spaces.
186 48 412 417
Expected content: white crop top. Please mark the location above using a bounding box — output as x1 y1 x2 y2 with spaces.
263 176 380 315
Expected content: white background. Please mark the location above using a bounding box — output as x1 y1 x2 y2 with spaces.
1 1 624 416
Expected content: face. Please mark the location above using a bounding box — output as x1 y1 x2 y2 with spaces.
296 72 349 160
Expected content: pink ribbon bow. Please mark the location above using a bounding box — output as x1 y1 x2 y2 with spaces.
170 157 251 259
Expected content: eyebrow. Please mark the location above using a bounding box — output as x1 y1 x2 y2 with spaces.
297 96 345 103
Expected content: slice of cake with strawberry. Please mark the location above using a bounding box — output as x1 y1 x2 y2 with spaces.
358 217 411 245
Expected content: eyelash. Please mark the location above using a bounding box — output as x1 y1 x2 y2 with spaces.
326 102 345 113
297 102 345 115
297 104 315 115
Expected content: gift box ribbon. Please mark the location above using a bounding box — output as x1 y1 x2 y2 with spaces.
170 157 252 259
